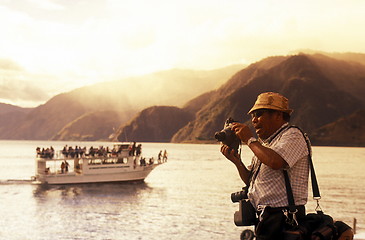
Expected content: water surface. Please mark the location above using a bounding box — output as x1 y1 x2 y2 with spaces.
0 141 364 239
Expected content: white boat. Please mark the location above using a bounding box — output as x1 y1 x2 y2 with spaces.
33 143 166 185
355 232 365 240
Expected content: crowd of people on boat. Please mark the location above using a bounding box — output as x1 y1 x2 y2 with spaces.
36 142 143 159
36 147 55 159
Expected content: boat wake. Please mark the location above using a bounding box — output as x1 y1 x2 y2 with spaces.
0 179 33 185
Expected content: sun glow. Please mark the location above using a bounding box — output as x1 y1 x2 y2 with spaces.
1 0 365 107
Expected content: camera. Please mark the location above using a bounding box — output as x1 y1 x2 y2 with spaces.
232 186 257 226
214 117 241 153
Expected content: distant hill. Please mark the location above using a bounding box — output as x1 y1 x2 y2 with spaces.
51 110 125 141
115 106 194 142
310 109 365 146
0 66 242 140
0 103 33 138
0 103 32 114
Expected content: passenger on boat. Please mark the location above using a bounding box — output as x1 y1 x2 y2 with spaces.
129 142 137 156
62 146 68 157
89 146 96 157
64 160 69 172
61 161 65 173
162 150 168 162
140 158 146 166
158 150 162 162
136 144 142 156
220 92 310 240
67 146 72 158
74 146 79 158
50 146 54 159
36 147 41 157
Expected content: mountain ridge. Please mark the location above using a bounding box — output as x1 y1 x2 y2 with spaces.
115 106 194 142
1 52 365 146
116 53 365 146
0 66 242 140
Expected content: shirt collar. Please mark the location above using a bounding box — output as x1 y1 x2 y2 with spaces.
262 122 289 144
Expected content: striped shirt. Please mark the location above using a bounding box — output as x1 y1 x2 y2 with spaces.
247 123 310 210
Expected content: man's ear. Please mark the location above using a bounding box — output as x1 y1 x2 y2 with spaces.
273 111 285 122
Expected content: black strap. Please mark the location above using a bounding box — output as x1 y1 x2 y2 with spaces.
283 170 297 213
283 126 321 212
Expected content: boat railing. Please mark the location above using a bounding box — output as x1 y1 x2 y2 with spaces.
36 150 132 161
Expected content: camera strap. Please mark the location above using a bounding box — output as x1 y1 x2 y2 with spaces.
283 126 322 223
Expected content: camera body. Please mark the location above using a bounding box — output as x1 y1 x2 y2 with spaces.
214 117 241 153
234 199 257 226
232 187 258 226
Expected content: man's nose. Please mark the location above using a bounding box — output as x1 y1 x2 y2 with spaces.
251 116 258 123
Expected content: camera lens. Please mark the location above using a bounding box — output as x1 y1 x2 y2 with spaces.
231 191 246 203
214 131 226 141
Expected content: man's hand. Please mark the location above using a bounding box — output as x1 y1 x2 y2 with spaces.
220 144 241 166
231 123 253 143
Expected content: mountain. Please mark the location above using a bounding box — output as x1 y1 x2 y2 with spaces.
0 103 33 138
310 109 365 146
0 66 242 140
51 110 124 141
0 103 32 114
122 53 364 146
115 106 194 142
182 90 217 115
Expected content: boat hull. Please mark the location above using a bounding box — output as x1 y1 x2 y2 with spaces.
34 165 157 185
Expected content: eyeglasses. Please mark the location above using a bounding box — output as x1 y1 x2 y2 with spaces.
250 109 271 118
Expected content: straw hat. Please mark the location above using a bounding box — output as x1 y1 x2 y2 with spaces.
248 92 293 114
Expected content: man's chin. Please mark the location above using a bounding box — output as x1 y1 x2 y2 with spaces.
256 129 267 140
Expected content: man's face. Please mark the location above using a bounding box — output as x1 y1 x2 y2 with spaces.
250 109 281 140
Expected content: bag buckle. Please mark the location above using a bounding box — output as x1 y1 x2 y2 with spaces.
283 208 298 227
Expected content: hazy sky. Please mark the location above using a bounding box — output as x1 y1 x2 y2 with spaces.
1 0 365 107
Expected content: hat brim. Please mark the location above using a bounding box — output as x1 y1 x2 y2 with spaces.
248 104 293 115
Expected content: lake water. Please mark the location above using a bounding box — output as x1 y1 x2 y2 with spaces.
0 140 364 240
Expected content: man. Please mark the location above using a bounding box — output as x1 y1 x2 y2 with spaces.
221 92 310 239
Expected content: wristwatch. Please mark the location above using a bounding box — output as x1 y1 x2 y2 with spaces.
247 137 258 146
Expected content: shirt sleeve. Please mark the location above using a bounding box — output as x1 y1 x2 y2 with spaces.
270 128 308 168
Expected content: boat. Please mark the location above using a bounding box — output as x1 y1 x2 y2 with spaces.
32 143 166 185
